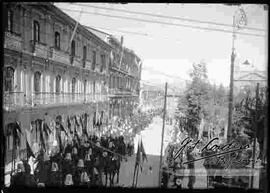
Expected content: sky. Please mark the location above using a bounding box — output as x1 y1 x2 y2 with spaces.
55 3 268 88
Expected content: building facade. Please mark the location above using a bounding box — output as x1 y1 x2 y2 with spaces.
234 60 267 94
3 2 112 162
107 36 142 119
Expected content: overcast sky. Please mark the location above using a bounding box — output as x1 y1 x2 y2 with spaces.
55 3 268 88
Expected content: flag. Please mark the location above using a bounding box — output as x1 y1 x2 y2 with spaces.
26 137 35 159
43 122 52 138
39 121 46 152
57 132 63 153
135 138 147 172
59 123 68 137
140 139 147 163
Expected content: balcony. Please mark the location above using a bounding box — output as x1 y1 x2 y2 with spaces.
50 47 69 64
3 92 26 112
30 40 48 59
4 92 108 111
70 55 81 67
4 31 22 51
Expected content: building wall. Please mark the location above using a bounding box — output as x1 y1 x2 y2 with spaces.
3 3 111 160
108 37 142 119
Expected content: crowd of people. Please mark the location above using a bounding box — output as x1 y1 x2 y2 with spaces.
10 134 134 188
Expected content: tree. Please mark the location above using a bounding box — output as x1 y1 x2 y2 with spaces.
232 86 267 159
175 62 211 139
175 62 229 140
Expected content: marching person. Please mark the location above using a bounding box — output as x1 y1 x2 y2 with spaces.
161 165 169 188
64 174 74 186
10 162 26 187
62 153 74 183
85 148 94 182
74 159 85 186
22 159 36 187
187 147 196 189
71 147 79 166
48 162 62 187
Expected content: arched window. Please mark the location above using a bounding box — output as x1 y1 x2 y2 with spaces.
55 75 61 94
83 46 87 68
92 51 96 70
7 10 13 32
33 20 40 42
72 78 76 93
55 32 60 49
4 67 15 92
34 71 41 93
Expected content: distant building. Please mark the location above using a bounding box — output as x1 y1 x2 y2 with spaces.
234 60 267 93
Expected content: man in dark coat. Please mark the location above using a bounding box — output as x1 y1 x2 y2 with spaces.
22 160 36 187
62 153 74 183
10 163 26 187
187 148 196 189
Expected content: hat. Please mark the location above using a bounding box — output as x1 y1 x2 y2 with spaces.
51 162 59 172
93 167 99 175
88 148 92 155
175 178 182 185
80 171 90 183
85 154 91 161
17 163 25 172
102 152 108 157
44 153 50 161
37 183 45 187
65 153 72 160
64 174 73 186
72 147 78 154
96 142 100 147
109 142 114 148
77 159 84 168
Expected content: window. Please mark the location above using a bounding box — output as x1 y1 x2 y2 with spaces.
71 40 75 56
4 67 15 92
7 10 13 32
83 46 87 68
34 71 41 93
55 32 60 49
55 75 61 94
33 20 40 42
100 54 106 73
84 80 87 94
72 78 76 93
92 51 96 70
93 81 96 94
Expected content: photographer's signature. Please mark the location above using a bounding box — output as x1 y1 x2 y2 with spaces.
173 137 252 169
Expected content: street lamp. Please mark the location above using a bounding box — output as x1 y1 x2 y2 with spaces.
227 7 248 142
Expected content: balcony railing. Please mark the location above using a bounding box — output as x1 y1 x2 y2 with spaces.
3 92 26 111
4 31 22 51
30 40 48 59
3 92 108 111
50 47 70 64
70 56 81 67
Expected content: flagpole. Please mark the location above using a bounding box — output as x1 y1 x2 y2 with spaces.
135 161 140 187
158 82 168 187
132 139 139 187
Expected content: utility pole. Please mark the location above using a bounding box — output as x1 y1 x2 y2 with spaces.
158 82 167 187
227 14 236 142
250 83 259 189
227 7 247 142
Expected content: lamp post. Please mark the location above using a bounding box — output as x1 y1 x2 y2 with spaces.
227 7 247 142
